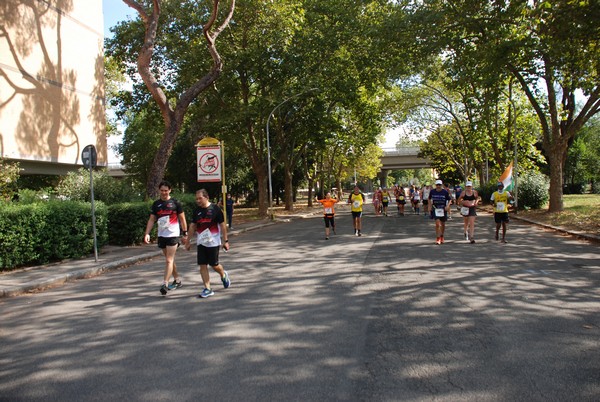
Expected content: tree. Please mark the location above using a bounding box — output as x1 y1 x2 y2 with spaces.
565 115 600 193
104 56 127 138
186 0 395 216
402 71 541 186
0 158 20 201
116 0 235 199
407 0 600 212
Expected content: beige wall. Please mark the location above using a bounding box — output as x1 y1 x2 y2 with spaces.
0 0 106 175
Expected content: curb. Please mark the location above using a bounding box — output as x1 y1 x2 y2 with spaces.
0 251 162 298
511 215 600 243
0 221 279 299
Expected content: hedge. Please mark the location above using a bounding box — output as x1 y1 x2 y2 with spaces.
1 196 202 270
0 201 108 270
107 202 154 246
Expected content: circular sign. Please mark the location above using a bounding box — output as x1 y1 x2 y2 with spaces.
199 152 219 174
82 144 97 169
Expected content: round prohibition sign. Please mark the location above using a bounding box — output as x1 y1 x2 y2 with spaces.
199 152 219 173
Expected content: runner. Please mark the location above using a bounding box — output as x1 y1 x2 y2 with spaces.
412 186 421 215
457 181 479 243
185 188 231 298
316 192 339 240
347 185 365 236
143 180 187 296
491 182 513 243
381 187 391 216
429 179 452 244
421 183 431 217
395 185 406 216
373 187 382 216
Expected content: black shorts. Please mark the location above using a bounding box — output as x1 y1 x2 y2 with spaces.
324 215 335 228
494 212 510 223
197 244 220 266
382 202 389 207
158 236 179 249
351 211 362 219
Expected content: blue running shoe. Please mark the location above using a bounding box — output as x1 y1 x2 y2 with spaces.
199 288 214 298
221 271 231 289
168 279 182 290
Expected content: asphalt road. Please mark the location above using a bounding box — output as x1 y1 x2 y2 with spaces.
1 208 599 401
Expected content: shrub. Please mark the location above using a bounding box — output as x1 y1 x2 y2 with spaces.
56 168 142 204
0 158 20 200
0 201 108 270
108 202 154 246
563 183 586 195
172 192 196 221
477 182 499 205
107 194 196 246
517 171 549 209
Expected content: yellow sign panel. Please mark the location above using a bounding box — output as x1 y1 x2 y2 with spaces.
196 137 221 146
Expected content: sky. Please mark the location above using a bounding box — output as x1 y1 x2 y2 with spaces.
103 0 135 38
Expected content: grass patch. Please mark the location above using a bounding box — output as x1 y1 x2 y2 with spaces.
519 194 600 236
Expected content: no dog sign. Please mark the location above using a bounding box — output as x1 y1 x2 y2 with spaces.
197 140 222 182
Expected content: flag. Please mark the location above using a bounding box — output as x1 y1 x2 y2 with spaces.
499 162 513 191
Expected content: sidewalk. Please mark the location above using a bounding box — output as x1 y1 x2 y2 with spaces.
1 209 596 298
0 217 284 298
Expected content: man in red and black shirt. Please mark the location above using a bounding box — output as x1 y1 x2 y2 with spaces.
185 189 231 298
144 181 187 295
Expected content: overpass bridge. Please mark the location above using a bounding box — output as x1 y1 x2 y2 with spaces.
380 147 431 170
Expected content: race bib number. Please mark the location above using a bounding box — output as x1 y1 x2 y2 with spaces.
495 202 505 212
399 196 404 201
414 195 420 201
158 216 169 229
324 207 333 214
435 208 445 217
198 228 213 244
353 201 361 208
461 207 470 216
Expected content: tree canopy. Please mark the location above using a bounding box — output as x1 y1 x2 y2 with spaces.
105 0 600 212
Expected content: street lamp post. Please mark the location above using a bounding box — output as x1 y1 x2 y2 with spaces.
266 88 318 220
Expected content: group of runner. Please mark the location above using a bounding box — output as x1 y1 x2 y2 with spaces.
316 181 513 245
143 179 512 297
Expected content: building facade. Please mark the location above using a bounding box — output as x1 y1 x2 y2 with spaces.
0 0 106 175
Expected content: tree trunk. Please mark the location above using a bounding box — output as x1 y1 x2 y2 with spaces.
284 163 294 211
256 169 269 217
146 118 179 199
547 144 565 212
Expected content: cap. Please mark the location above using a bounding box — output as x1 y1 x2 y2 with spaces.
425 182 430 186
465 181 473 187
497 182 504 187
435 179 443 185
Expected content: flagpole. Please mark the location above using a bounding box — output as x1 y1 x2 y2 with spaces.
514 124 518 214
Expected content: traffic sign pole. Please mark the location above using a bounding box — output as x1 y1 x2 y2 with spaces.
196 137 228 226
82 145 98 262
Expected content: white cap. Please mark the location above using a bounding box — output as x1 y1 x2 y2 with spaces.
465 181 473 186
435 179 443 185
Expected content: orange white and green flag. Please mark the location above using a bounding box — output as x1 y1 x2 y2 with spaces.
499 162 513 191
